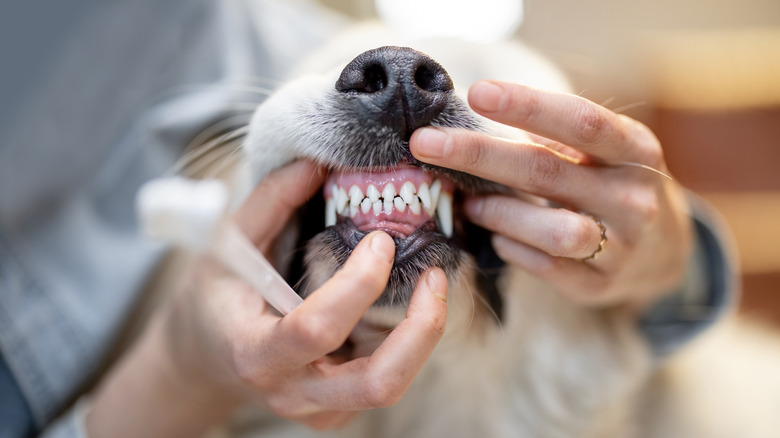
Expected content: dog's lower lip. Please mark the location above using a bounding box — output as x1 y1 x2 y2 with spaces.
333 219 445 262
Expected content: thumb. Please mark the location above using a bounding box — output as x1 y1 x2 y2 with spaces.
232 160 325 252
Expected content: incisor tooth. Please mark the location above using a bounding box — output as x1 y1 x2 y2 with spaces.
349 185 363 207
360 198 372 214
418 182 432 214
436 192 453 237
400 181 416 204
325 197 336 227
383 197 393 214
393 196 406 212
367 184 380 202
372 200 382 214
408 196 421 214
382 183 397 200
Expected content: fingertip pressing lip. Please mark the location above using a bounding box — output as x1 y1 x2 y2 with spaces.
410 127 449 160
468 80 505 113
368 230 396 264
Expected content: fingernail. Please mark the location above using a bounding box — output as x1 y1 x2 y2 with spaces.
368 231 395 264
469 80 504 113
426 269 448 303
412 127 449 159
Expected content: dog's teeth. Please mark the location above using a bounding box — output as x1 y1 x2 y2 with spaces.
372 200 382 214
336 187 349 215
429 180 442 211
393 196 407 212
382 183 397 200
408 196 421 215
349 185 363 208
367 184 380 203
418 182 433 215
399 181 416 204
383 197 394 215
325 197 337 227
360 197 372 214
436 192 453 237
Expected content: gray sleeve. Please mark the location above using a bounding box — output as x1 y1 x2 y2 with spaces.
38 399 90 438
638 194 739 359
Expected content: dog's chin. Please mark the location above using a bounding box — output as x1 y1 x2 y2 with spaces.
304 218 461 309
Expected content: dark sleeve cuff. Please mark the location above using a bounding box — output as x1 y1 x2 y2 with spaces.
638 195 739 359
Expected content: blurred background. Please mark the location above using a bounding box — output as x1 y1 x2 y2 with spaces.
320 0 780 326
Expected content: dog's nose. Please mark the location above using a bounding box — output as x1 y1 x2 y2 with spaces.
335 46 454 141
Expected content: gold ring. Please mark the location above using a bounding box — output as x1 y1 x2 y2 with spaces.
579 212 607 261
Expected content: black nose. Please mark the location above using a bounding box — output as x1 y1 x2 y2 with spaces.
335 46 454 141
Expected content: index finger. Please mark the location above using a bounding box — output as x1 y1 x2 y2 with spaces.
467 80 659 165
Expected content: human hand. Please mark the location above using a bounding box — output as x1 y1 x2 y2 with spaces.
87 161 448 437
410 80 692 311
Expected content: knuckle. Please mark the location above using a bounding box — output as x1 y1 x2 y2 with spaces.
624 186 660 223
292 313 345 352
460 133 487 167
573 102 609 145
509 86 541 124
549 213 594 257
525 148 566 191
361 376 404 408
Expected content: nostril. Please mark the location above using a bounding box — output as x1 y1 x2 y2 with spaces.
413 64 451 93
335 60 389 94
363 64 388 93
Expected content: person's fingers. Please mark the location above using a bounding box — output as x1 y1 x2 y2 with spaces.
267 232 396 367
410 126 600 207
299 268 448 411
233 160 326 252
465 80 663 166
489 235 619 306
464 195 603 260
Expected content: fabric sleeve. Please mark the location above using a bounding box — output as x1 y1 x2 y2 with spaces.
638 194 739 359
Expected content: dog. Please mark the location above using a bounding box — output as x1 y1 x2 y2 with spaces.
183 24 780 438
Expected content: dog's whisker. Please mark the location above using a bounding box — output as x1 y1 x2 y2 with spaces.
610 101 647 114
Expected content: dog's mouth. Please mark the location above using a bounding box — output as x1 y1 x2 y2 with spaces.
302 163 462 308
325 165 454 241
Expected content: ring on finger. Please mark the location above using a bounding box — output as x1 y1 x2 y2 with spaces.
578 212 607 261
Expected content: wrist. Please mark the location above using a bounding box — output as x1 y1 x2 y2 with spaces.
87 314 241 438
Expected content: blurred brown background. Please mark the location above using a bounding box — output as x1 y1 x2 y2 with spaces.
321 0 780 326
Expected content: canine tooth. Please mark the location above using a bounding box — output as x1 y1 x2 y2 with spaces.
399 181 416 204
383 197 393 214
408 196 421 215
382 183 397 201
418 182 432 214
360 198 372 214
367 184 380 202
436 192 453 237
430 179 442 209
372 200 382 214
393 196 407 212
336 187 349 215
349 185 363 208
325 198 336 227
